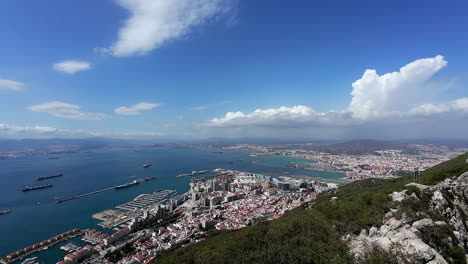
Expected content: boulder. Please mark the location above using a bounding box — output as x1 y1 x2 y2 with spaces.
412 218 434 229
368 226 378 237
391 191 407 202
380 225 390 236
387 218 403 230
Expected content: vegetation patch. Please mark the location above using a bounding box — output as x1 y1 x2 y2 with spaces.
419 225 466 264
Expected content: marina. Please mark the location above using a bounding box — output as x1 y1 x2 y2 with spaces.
92 188 176 229
116 189 176 211
59 243 81 253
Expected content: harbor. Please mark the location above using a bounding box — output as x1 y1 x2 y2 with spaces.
0 147 348 263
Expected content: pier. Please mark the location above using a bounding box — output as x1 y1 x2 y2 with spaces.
1 229 82 264
56 177 156 204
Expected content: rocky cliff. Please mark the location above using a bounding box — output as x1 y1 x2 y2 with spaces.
347 172 468 263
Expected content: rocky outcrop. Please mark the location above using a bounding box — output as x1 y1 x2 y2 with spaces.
346 172 468 263
431 172 468 250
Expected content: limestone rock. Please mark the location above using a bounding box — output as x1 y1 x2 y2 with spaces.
391 190 407 202
412 218 434 229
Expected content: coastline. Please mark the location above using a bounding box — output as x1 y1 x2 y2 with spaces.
251 160 345 174
262 171 353 185
0 148 347 263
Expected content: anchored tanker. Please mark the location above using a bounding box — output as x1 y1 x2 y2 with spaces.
143 164 152 168
115 180 139 189
37 173 63 181
22 184 53 192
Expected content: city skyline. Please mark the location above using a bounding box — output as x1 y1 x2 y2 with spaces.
1 0 468 140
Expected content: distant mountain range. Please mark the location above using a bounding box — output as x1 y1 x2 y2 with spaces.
1 137 467 153
0 138 147 152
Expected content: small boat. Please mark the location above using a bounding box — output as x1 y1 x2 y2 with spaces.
21 257 39 264
143 164 152 168
0 209 11 215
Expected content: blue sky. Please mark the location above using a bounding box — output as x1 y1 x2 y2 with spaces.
0 0 467 139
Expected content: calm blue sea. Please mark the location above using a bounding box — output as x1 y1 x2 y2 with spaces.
0 148 343 263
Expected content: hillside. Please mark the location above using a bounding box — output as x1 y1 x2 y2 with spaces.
152 153 468 264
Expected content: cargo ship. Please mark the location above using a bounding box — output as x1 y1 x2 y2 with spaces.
22 184 53 192
37 173 63 181
143 176 156 181
0 209 11 215
115 180 139 189
143 164 152 168
176 170 211 177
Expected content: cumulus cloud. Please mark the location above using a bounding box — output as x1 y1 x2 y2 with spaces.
205 56 468 138
348 55 447 119
114 102 160 115
0 123 163 139
53 60 91 74
108 0 234 57
192 106 208 111
29 102 105 120
0 78 24 91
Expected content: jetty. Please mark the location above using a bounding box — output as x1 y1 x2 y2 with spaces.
56 177 156 204
2 229 82 264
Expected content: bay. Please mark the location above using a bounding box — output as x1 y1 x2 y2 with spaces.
0 148 344 263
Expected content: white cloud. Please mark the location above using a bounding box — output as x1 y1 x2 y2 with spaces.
0 78 24 91
208 105 352 127
29 101 105 120
0 123 163 139
205 56 468 138
108 0 234 57
408 98 468 116
53 60 91 74
192 106 208 111
348 55 448 119
114 102 160 115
